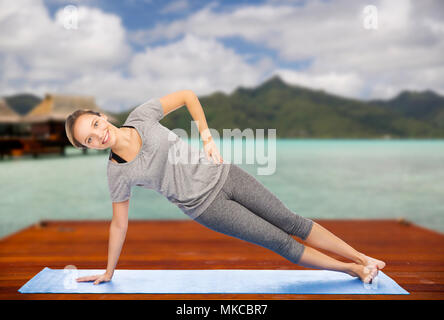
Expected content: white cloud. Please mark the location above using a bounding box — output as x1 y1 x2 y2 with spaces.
276 69 366 98
0 0 131 78
129 33 272 93
1 0 443 112
133 0 444 99
0 0 274 111
67 33 274 110
160 0 190 15
0 54 26 80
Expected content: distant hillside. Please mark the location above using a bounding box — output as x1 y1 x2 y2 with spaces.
3 93 42 115
369 90 444 131
3 76 444 138
158 75 444 138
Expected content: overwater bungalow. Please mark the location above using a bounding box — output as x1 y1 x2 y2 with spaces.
0 98 22 134
0 93 118 158
0 99 26 156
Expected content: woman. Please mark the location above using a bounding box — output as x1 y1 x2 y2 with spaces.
65 90 385 286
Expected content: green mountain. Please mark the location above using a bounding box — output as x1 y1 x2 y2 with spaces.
159 75 444 138
4 76 444 138
370 90 444 130
4 93 42 115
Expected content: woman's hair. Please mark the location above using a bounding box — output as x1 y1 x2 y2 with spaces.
65 109 102 150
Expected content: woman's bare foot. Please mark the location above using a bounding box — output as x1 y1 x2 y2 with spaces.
358 253 386 270
347 264 379 283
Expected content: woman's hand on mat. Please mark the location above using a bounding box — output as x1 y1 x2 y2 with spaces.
203 137 223 164
76 273 112 285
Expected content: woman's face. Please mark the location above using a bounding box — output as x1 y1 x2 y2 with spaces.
73 113 114 150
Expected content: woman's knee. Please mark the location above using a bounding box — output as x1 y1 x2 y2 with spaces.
289 215 314 240
274 234 306 264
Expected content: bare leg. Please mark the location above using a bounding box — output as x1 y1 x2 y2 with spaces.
304 222 386 269
299 245 378 283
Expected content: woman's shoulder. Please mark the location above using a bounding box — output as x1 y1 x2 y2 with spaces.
127 98 164 124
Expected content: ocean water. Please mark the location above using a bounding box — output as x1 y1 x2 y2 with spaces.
0 139 443 239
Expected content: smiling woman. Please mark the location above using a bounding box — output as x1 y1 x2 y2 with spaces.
65 108 142 165
65 110 104 150
64 91 385 287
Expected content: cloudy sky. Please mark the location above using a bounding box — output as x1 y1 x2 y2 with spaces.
0 0 443 112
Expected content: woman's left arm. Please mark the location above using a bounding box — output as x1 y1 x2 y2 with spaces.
159 90 223 164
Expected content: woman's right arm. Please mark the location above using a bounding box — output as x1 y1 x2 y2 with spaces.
76 199 129 285
105 199 129 276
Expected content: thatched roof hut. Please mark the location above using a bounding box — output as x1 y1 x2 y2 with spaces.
22 93 118 124
0 99 22 123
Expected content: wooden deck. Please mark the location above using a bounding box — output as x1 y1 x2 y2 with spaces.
0 219 443 300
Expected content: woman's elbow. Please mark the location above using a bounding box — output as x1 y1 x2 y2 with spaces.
184 89 197 100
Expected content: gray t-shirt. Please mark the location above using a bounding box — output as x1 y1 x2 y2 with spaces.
107 97 231 219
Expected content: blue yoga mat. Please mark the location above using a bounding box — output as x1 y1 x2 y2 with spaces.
18 267 409 294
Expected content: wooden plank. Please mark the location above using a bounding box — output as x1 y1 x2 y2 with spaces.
0 219 443 300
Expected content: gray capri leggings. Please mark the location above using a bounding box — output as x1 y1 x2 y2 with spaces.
194 164 314 264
